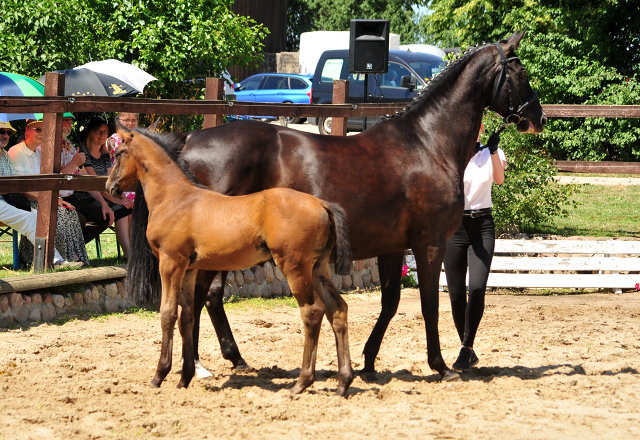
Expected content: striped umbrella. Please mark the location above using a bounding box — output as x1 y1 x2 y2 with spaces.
0 72 73 121
0 72 44 121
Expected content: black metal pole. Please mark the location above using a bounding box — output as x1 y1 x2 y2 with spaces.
363 74 368 130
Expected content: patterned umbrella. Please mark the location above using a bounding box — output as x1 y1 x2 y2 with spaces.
0 72 45 121
37 68 139 97
75 60 157 94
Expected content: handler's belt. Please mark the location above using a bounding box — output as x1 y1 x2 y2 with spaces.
463 207 492 218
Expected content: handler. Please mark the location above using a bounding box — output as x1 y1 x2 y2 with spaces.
444 123 506 372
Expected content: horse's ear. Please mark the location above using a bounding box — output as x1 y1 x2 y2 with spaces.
115 120 134 145
503 30 526 53
148 118 161 133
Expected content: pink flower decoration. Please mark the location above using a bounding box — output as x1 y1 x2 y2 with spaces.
636 283 639 291
402 265 409 277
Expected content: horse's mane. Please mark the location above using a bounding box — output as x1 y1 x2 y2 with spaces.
132 128 208 190
384 42 496 120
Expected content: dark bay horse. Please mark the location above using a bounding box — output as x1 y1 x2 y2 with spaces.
107 124 354 395
128 32 547 382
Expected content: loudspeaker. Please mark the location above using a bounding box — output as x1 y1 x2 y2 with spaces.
349 19 390 74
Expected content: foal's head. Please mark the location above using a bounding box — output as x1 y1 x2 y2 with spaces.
106 120 159 197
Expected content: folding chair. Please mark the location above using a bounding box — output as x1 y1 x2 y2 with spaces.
0 222 19 269
94 225 122 259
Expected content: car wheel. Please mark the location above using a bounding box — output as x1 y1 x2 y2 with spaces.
285 116 301 124
318 117 332 135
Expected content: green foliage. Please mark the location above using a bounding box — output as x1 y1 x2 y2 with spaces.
0 0 267 132
420 0 640 161
483 113 579 232
401 265 418 288
288 0 425 46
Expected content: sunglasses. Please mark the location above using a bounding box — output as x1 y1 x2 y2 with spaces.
0 129 12 135
29 127 43 133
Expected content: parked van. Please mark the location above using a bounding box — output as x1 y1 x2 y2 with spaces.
310 49 445 134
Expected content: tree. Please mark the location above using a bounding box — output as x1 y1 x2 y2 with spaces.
287 0 426 47
420 0 639 231
0 0 268 132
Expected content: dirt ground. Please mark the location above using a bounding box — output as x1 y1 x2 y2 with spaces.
1 288 639 440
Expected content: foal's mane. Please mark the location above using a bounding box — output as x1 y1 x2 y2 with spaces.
132 128 207 189
385 42 497 120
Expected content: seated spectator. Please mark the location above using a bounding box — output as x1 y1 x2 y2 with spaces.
1 120 83 268
107 112 139 203
76 116 132 258
60 115 115 244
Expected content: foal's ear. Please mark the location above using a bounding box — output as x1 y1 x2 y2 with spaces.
148 118 161 133
503 30 526 53
115 120 134 145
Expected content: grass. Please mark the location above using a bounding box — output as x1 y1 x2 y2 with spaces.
526 184 640 237
0 229 125 277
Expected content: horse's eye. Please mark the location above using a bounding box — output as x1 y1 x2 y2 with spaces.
518 71 527 79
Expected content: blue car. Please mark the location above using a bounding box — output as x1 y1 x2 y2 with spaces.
233 73 313 124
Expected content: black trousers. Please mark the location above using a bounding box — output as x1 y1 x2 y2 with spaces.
443 214 495 348
63 194 111 244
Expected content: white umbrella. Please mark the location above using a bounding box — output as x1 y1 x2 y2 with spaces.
74 60 157 94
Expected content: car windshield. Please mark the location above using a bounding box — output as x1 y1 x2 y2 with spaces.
409 61 446 82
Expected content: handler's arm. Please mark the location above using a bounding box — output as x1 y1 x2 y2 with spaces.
492 153 506 185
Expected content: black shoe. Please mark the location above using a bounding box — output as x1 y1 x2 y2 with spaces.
452 347 479 372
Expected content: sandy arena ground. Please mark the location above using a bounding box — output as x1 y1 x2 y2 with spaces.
1 288 639 439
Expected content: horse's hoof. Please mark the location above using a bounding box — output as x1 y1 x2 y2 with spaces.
233 359 250 371
149 380 161 388
194 360 214 379
358 369 377 383
176 381 189 389
441 370 461 382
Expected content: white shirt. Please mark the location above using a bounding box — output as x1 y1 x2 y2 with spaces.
8 141 41 175
463 146 506 210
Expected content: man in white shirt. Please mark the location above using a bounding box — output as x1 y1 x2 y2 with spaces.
0 120 81 268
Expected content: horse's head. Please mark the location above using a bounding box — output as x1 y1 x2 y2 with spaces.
106 121 140 197
487 31 547 134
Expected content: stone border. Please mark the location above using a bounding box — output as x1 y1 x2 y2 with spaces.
0 258 381 327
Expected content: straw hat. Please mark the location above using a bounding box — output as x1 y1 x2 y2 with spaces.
0 121 16 134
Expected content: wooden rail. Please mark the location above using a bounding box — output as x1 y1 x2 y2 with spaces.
0 74 638 272
553 161 640 175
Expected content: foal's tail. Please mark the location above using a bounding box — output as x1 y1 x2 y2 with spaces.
324 203 352 276
127 186 162 305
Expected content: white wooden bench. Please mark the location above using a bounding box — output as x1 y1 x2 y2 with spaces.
406 239 640 292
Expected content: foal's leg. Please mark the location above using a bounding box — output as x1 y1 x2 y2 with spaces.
285 266 325 394
177 269 197 388
312 264 353 397
362 252 404 373
413 242 460 382
150 255 189 388
192 270 213 378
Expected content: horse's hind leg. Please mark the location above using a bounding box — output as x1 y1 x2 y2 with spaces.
312 263 353 397
284 265 324 394
150 255 189 388
196 270 249 370
362 252 404 374
177 269 198 388
192 271 212 378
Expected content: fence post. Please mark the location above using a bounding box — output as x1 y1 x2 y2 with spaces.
331 80 349 136
34 72 65 272
203 78 225 129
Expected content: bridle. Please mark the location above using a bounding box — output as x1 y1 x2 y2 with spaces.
488 42 539 133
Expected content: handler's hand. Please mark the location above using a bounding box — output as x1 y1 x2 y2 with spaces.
487 133 500 154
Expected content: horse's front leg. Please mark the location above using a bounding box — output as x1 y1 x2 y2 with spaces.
362 252 404 374
413 242 460 382
198 270 249 370
177 269 198 388
150 255 189 388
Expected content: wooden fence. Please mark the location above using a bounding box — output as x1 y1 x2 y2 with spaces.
0 72 639 271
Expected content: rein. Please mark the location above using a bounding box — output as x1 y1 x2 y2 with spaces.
488 42 539 133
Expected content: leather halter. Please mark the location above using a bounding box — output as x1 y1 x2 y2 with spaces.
488 42 539 130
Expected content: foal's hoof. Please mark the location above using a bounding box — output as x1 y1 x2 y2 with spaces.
441 369 461 382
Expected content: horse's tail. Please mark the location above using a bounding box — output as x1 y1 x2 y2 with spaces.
127 185 162 305
324 202 352 275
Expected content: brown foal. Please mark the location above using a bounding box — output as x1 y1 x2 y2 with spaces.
106 124 354 396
